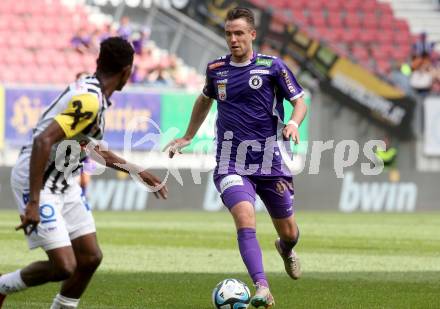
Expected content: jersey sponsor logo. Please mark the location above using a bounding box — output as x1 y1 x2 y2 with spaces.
62 100 94 130
249 75 263 89
281 69 297 94
257 53 277 59
40 204 56 224
250 69 270 75
256 58 273 67
208 61 225 70
219 175 244 193
218 84 227 101
216 79 228 84
216 70 229 77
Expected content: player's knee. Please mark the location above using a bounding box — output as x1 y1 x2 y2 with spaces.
78 249 103 272
52 259 77 281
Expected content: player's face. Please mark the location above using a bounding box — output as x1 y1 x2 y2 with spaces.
117 65 132 90
225 18 256 61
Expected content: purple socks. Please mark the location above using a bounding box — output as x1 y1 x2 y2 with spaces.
237 228 268 287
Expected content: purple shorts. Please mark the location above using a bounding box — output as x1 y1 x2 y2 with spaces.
213 174 295 219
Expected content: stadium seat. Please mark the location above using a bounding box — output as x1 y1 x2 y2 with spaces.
344 13 361 28
327 14 343 28
341 29 360 44
359 30 377 44
309 12 326 28
377 31 394 44
343 0 363 13
323 0 344 12
352 45 370 62
362 13 378 29
360 1 377 12
376 60 391 75
377 2 393 16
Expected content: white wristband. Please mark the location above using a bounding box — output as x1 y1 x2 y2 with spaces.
287 120 299 128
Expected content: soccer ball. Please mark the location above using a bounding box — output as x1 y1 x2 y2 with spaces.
212 278 251 309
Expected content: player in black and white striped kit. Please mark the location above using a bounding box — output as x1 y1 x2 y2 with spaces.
0 37 168 308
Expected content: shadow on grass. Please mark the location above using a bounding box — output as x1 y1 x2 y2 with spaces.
3 271 440 309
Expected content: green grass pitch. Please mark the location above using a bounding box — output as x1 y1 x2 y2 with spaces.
1 211 439 308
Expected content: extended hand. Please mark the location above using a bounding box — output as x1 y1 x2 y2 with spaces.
139 171 168 199
15 201 40 235
163 138 192 158
283 124 300 144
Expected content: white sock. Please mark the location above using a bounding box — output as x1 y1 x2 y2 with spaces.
50 293 80 309
0 270 27 295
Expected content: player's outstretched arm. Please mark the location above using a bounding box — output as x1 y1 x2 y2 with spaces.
164 94 213 158
16 121 67 235
91 145 168 199
283 96 307 144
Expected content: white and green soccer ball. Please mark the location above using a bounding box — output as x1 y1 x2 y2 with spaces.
212 278 251 309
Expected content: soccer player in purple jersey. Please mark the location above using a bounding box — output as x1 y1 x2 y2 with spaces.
166 7 307 308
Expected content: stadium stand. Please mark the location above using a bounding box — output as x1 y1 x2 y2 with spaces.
0 0 203 88
249 0 415 77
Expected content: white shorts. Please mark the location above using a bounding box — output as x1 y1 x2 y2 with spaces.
11 183 96 251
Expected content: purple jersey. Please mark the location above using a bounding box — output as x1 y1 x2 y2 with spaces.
203 53 304 177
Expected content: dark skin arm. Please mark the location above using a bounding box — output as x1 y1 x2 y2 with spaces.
16 121 66 234
90 145 168 199
17 121 168 234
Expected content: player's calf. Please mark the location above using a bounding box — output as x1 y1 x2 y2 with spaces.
275 238 301 280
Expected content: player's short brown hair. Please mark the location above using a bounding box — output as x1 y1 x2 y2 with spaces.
225 7 255 29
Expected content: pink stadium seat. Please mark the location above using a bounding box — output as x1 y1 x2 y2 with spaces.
291 9 307 26
394 19 410 33
343 0 363 13
306 0 324 11
352 46 370 62
362 13 378 29
377 30 394 44
377 2 393 16
359 30 377 43
376 60 391 75
344 13 361 28
309 12 326 28
360 1 377 11
341 29 360 44
378 18 394 30
323 0 344 12
327 14 343 28
289 0 304 10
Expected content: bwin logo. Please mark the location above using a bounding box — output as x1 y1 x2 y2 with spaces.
339 172 417 212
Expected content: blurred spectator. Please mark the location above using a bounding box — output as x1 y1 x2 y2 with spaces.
412 32 435 70
117 16 133 40
410 62 434 96
100 23 115 42
88 29 102 54
132 28 151 55
130 65 144 84
71 28 91 54
147 66 173 86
